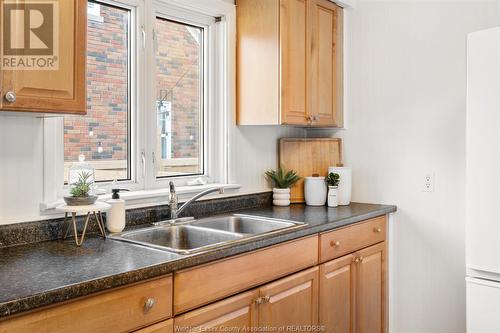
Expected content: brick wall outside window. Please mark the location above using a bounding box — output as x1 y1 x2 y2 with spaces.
63 6 201 173
64 5 129 163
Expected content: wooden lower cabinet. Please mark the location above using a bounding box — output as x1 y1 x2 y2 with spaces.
319 242 385 333
135 319 173 333
319 253 354 333
355 243 385 333
175 267 319 333
174 290 259 332
259 267 319 330
0 277 173 333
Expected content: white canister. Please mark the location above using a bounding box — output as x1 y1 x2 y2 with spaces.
327 186 339 207
273 188 291 206
304 176 327 206
328 166 352 205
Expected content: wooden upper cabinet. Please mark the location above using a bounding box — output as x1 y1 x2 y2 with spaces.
0 0 87 114
309 0 343 127
280 0 309 125
236 0 343 127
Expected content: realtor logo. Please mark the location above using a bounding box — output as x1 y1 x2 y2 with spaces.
1 0 59 70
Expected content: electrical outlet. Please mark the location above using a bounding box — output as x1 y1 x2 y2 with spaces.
423 173 435 192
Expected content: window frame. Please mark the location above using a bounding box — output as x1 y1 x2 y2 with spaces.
149 4 212 187
41 0 234 209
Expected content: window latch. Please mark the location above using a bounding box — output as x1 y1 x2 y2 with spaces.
141 151 146 178
141 25 146 50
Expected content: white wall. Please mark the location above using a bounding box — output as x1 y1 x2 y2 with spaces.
0 116 44 224
311 1 500 332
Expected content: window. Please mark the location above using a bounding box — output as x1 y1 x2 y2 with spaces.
42 0 234 206
63 1 131 183
155 18 204 178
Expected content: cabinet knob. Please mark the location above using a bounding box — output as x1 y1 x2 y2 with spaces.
330 240 340 247
373 227 382 233
143 297 156 313
4 91 16 103
263 295 271 303
353 257 360 263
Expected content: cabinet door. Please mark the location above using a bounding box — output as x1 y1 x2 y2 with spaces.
174 290 259 332
279 0 309 125
319 254 354 333
355 243 385 333
0 0 86 114
134 319 173 333
259 267 319 330
309 0 342 127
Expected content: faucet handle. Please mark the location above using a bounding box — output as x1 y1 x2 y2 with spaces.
169 181 176 194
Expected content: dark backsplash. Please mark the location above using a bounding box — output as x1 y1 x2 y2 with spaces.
0 191 272 248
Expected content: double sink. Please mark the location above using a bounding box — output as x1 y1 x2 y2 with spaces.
110 214 305 255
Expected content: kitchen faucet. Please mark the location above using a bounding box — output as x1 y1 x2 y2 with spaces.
169 181 225 220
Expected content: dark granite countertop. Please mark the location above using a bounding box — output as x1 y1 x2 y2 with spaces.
0 202 396 319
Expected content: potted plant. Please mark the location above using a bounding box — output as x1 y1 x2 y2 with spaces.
326 172 340 207
64 171 98 206
265 167 301 206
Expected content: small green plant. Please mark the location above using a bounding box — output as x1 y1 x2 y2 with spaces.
326 172 340 187
70 171 93 197
265 167 301 189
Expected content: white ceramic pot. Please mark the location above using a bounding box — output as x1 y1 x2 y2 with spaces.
304 176 327 206
328 167 352 205
327 186 339 207
273 188 290 206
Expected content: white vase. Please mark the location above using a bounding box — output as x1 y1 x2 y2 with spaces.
327 186 339 207
273 188 290 206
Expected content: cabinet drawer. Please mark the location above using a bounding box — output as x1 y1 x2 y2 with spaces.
174 236 318 314
319 216 386 263
0 277 173 333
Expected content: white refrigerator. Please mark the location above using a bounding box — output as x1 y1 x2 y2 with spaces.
466 27 500 332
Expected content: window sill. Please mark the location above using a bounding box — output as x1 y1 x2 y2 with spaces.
40 183 242 215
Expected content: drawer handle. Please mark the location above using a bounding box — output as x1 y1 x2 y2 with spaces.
330 240 341 247
353 256 364 263
373 227 382 233
254 297 263 305
5 91 16 103
143 297 156 313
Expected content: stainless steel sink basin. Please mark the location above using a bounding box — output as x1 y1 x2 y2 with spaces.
191 215 300 235
113 225 244 254
110 214 305 255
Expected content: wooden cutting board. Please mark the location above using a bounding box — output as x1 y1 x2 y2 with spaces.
279 138 343 203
